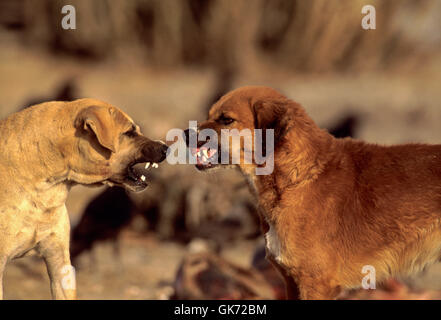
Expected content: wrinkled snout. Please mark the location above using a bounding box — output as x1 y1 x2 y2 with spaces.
184 127 215 150
183 128 197 147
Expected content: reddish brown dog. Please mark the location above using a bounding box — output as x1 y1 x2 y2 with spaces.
186 86 441 299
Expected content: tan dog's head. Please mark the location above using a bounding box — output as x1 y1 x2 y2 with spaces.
64 99 168 192
184 86 318 175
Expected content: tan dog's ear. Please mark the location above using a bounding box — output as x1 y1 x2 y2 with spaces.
253 99 291 142
75 106 118 153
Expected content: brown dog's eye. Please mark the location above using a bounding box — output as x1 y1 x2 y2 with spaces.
217 115 235 125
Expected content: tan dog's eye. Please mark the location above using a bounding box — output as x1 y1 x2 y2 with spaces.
124 125 137 138
217 114 235 125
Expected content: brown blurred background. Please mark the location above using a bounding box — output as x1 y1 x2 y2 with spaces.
1 0 441 299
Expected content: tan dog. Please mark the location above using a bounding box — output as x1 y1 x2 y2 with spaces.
0 99 168 299
185 86 441 299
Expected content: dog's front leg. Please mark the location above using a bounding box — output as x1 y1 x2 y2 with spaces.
38 236 76 300
37 207 76 300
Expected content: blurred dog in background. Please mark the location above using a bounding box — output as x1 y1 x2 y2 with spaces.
70 187 135 267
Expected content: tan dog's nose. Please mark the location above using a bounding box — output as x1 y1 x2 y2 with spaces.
142 140 168 163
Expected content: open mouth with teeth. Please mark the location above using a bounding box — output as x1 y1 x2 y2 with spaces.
125 161 160 190
191 147 218 170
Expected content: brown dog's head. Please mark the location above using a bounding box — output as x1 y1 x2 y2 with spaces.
65 99 168 192
184 86 321 175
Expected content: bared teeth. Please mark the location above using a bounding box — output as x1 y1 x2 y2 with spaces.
145 162 150 169
202 149 209 159
196 150 201 157
152 163 159 168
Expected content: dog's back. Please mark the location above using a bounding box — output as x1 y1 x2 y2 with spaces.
305 139 441 285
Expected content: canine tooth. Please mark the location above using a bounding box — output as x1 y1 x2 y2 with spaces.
202 155 207 162
196 150 201 157
152 163 159 168
202 149 209 158
140 175 146 181
145 162 150 169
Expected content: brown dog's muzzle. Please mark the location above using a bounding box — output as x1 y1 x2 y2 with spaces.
183 128 219 170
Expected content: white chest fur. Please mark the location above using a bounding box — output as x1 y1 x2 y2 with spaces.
265 223 283 264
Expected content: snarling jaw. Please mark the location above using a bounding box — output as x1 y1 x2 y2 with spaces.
71 102 169 192
184 99 257 172
123 159 162 191
108 137 169 192
191 146 219 170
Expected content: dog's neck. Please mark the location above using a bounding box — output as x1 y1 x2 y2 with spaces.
240 125 336 222
0 107 76 207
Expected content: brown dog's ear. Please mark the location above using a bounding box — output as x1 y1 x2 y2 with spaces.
253 99 291 143
75 106 118 153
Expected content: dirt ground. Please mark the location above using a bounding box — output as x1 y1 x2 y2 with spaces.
3 230 258 300
2 40 441 299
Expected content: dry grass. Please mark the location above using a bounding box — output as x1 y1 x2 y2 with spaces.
1 0 440 72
